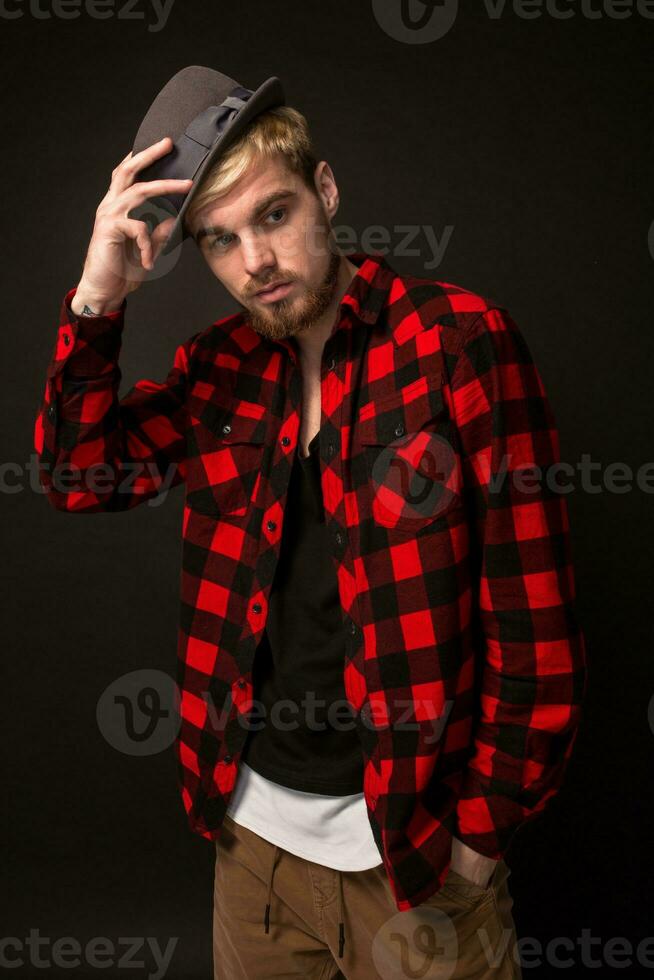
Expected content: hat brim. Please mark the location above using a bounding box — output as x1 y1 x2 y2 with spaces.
158 75 285 257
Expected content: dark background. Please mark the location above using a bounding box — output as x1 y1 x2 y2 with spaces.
3 1 652 977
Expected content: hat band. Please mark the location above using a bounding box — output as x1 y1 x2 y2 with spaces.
136 84 254 218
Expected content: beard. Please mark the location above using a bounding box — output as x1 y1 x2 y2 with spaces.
241 237 342 342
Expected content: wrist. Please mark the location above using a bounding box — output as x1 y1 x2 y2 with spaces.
70 285 126 317
450 837 498 887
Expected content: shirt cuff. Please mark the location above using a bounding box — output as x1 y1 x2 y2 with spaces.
47 286 126 383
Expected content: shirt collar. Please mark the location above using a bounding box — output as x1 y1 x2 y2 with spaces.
337 250 396 329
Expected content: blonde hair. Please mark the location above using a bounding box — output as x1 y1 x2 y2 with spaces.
185 105 320 232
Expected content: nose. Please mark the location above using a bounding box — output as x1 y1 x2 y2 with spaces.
240 233 277 286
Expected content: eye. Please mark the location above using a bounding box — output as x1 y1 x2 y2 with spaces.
209 233 234 251
265 207 286 225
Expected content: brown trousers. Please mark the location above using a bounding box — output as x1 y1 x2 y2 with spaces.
213 812 523 979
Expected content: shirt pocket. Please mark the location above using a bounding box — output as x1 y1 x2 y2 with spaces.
356 375 461 532
185 390 267 518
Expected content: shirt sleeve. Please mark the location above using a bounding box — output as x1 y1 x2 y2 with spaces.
447 305 588 860
34 286 200 512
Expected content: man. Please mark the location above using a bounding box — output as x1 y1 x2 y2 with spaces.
35 67 587 979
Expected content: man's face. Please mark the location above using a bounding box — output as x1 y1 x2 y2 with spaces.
188 153 342 342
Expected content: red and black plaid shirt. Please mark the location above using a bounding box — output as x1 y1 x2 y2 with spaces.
34 251 587 910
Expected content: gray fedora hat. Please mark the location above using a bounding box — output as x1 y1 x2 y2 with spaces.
129 65 285 256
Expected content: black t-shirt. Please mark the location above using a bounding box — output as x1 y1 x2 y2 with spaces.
241 431 364 795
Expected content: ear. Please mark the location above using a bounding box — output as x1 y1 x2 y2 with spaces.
314 161 339 220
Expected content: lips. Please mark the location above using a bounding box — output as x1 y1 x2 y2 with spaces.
256 280 290 295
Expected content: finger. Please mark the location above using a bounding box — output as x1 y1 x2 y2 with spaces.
112 136 175 191
151 216 176 262
114 217 155 272
118 177 194 210
107 151 134 193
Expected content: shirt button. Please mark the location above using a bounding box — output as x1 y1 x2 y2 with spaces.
63 333 71 346
252 602 262 614
237 679 246 689
224 754 233 764
47 404 56 421
394 422 405 437
281 436 291 446
335 531 343 547
222 423 232 435
266 519 276 531
349 621 357 635
327 356 336 371
327 442 335 457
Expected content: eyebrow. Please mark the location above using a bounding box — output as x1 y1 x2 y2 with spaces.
194 189 297 245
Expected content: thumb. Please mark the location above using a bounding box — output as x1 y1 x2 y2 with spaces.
151 216 177 262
